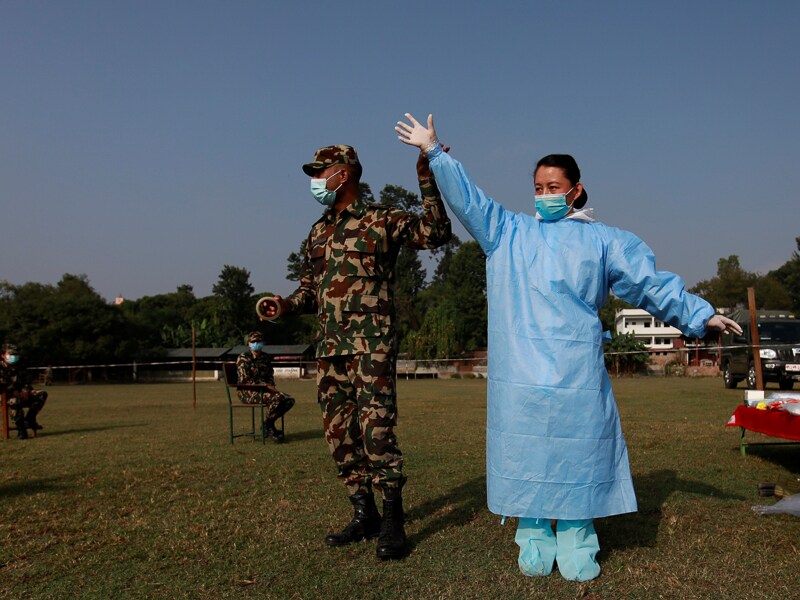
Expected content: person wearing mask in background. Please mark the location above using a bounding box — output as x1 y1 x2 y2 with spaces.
396 113 742 581
236 331 295 443
1 344 48 440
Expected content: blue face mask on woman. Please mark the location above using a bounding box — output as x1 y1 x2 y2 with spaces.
534 186 575 221
310 170 344 206
5 354 19 365
249 342 264 352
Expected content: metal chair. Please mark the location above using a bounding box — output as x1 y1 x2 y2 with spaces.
222 362 284 444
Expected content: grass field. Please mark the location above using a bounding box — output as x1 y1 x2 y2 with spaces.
1 376 798 599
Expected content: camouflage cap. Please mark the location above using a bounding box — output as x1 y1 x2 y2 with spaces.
247 331 263 343
302 145 360 176
3 343 18 354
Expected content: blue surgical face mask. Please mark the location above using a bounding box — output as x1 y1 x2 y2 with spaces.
249 341 264 352
534 186 575 221
310 169 344 206
5 354 19 364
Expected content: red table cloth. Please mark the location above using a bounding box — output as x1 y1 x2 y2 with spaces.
726 405 800 441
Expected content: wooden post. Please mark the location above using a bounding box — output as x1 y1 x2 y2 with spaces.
192 324 197 411
747 287 764 391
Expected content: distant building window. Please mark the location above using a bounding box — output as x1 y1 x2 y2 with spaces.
644 321 651 328
654 321 661 327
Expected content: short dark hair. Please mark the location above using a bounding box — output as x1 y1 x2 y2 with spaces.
535 154 588 209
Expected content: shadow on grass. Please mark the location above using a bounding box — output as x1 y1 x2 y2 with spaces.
41 423 149 437
0 475 77 499
406 476 486 549
284 428 323 443
740 444 800 474
229 428 322 445
597 469 744 556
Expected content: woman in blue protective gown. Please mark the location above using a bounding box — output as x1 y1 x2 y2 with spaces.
395 114 742 581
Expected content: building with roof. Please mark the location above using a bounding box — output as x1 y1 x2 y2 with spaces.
137 344 313 382
614 308 716 368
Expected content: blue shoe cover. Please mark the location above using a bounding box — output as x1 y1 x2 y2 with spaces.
515 518 556 577
555 519 601 581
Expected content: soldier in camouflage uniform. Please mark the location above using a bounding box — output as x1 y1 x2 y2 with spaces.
260 144 451 560
1 344 47 439
236 331 295 442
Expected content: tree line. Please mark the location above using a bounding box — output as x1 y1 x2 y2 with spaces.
0 181 488 367
2 176 798 369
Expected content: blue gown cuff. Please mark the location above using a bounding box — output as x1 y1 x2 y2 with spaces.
426 141 443 160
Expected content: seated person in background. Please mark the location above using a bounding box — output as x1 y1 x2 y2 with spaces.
1 344 48 439
236 331 295 442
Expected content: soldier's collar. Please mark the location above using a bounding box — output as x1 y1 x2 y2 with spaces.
325 195 368 220
345 195 368 216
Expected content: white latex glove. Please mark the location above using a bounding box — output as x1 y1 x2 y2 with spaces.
706 314 743 335
396 113 439 153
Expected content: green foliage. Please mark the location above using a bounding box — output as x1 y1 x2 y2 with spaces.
690 254 792 310
770 236 800 312
359 181 374 203
435 240 487 352
598 295 634 332
380 183 421 213
0 274 133 366
120 284 200 351
404 304 458 359
212 265 256 345
604 332 650 376
285 238 307 282
394 247 426 338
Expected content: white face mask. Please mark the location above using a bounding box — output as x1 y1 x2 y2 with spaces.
310 169 344 206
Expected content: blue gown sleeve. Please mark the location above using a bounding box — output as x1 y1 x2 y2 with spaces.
606 228 714 338
427 144 510 255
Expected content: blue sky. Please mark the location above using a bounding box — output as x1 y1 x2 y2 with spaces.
2 1 798 302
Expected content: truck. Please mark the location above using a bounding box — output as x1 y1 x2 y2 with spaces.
718 309 800 390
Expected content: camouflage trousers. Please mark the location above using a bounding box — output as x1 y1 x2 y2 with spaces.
317 353 406 498
238 389 295 422
9 390 47 427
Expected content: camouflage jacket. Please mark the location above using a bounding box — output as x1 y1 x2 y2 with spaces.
0 362 31 396
286 177 451 358
236 351 276 387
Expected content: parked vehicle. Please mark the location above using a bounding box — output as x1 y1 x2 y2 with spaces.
717 309 800 390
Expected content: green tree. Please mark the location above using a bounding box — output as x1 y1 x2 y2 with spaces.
604 332 649 376
0 274 133 366
691 253 793 311
404 304 457 359
598 296 634 332
430 235 462 285
771 236 800 312
212 265 255 345
380 184 420 212
359 182 375 203
286 238 308 282
753 274 792 310
120 285 199 351
689 255 757 309
379 183 436 345
417 240 487 355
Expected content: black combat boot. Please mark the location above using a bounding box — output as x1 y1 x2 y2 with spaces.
16 423 28 440
262 419 284 443
376 492 407 560
26 413 42 431
325 492 381 546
